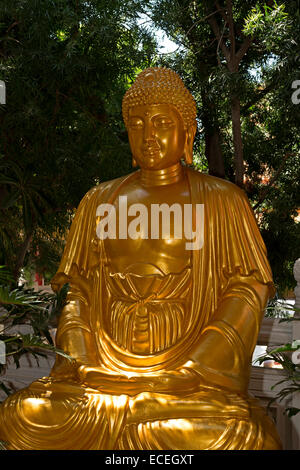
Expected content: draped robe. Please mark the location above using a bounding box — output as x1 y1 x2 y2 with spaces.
0 168 282 450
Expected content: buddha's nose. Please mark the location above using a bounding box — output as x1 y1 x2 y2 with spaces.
143 121 155 142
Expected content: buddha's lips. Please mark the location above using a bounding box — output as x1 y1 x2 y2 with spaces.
142 146 160 156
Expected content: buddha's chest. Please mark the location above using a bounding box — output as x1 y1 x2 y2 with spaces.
103 179 192 274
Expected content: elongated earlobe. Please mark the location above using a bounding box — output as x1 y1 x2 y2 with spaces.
184 122 197 165
132 157 138 168
184 148 193 165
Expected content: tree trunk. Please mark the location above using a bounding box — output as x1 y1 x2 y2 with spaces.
201 89 225 179
231 95 244 188
13 229 33 282
205 129 225 179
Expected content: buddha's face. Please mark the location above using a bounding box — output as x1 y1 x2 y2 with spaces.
127 104 186 170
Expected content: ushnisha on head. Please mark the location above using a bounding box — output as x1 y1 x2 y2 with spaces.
122 67 197 131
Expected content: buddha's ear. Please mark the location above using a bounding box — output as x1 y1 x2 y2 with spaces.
132 156 138 168
183 121 197 165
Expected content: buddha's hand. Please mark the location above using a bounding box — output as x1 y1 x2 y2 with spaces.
77 365 155 394
50 357 80 382
134 368 201 394
77 365 201 395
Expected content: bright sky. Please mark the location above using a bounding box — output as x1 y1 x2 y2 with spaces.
137 13 178 54
155 29 178 54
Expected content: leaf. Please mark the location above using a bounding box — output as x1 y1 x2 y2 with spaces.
0 285 43 307
285 407 300 418
0 189 20 210
0 266 14 284
20 334 73 361
0 440 7 450
0 381 12 397
268 343 298 353
270 378 290 390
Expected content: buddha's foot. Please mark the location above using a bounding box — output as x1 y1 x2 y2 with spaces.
0 378 281 450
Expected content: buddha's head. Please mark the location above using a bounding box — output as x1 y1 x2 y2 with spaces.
122 67 197 170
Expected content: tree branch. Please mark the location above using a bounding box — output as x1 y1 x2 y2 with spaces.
215 1 228 23
6 21 20 34
185 8 224 39
226 0 236 57
216 22 227 66
207 13 230 62
236 36 252 65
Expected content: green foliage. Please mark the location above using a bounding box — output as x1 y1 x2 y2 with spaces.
0 285 41 306
266 297 300 318
0 0 299 294
0 265 13 284
243 1 290 46
256 297 300 418
256 337 300 418
146 0 300 294
0 0 156 279
0 265 70 399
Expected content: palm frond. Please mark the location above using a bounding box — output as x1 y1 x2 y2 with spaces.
0 266 14 284
0 285 43 307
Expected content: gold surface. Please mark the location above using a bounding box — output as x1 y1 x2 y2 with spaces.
0 68 282 450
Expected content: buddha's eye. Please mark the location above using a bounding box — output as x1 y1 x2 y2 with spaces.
129 118 143 129
153 116 174 129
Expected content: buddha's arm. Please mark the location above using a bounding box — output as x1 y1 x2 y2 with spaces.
186 276 270 393
73 276 270 395
50 280 99 379
51 279 189 393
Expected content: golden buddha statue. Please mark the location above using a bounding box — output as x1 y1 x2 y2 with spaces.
0 67 281 450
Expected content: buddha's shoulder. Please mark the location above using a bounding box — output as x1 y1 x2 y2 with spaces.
187 168 246 200
79 172 138 206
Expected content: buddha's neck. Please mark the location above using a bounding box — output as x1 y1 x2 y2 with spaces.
140 162 184 187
